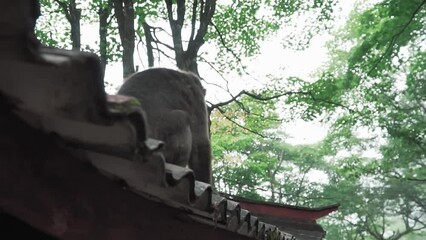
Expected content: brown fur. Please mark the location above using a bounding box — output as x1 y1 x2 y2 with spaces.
118 68 212 183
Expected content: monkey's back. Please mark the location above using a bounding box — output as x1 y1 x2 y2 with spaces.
117 68 208 135
117 68 212 183
119 69 204 113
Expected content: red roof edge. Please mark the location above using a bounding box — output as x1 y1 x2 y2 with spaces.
221 193 339 222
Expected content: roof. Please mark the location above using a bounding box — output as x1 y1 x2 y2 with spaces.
222 194 339 240
223 194 339 222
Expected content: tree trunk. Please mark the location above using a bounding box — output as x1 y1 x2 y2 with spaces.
98 0 113 74
142 22 154 67
278 187 283 204
69 0 80 50
113 0 135 78
269 178 275 202
54 0 81 51
165 0 216 76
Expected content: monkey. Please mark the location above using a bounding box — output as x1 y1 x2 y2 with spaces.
117 68 212 183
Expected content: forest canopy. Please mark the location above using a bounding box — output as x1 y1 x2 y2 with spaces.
36 0 426 239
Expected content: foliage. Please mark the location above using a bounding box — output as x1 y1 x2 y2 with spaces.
211 95 330 206
285 0 426 238
209 0 338 74
36 0 338 77
36 0 73 48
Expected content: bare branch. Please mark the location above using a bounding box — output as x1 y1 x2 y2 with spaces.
153 46 175 60
216 107 269 139
389 174 426 183
107 11 115 25
392 224 426 240
209 90 311 111
152 38 175 51
142 22 154 67
198 56 230 85
189 0 198 41
210 20 264 82
135 31 146 69
210 20 243 66
304 91 360 114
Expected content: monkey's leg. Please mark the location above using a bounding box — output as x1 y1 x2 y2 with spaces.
189 140 212 183
155 110 192 167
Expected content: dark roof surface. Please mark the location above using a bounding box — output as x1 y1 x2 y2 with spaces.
0 46 296 239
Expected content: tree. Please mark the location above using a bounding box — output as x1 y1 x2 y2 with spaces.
164 0 216 75
210 93 281 196
49 0 82 50
211 95 330 207
37 0 74 48
95 0 114 72
285 0 426 238
112 0 135 77
38 0 338 78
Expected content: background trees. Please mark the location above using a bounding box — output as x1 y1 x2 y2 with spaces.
35 0 426 239
286 0 426 238
36 0 336 78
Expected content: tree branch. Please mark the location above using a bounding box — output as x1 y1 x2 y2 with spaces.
176 0 186 26
198 56 230 86
151 38 175 51
210 20 245 67
216 107 269 139
187 0 216 58
209 90 311 112
388 173 426 183
368 0 426 76
135 30 147 69
189 0 198 41
53 0 71 22
151 26 173 37
165 0 185 64
142 22 154 67
153 46 175 61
